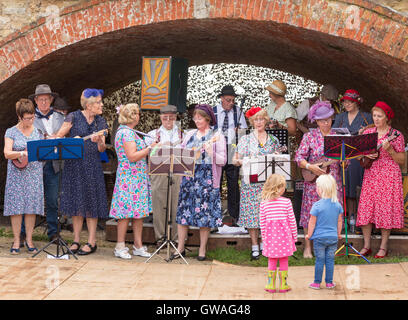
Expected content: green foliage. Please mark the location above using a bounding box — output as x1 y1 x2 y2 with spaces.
205 247 408 267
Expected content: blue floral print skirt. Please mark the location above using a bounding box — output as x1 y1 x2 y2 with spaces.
176 164 222 228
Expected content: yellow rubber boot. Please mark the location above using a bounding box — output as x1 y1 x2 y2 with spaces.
278 270 291 293
264 270 277 293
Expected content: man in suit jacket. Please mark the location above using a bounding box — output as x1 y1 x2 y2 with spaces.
23 84 65 241
212 85 247 224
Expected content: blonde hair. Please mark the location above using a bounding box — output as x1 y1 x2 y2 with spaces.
261 174 286 201
371 106 391 125
316 174 338 202
80 91 100 109
249 109 269 127
118 103 140 124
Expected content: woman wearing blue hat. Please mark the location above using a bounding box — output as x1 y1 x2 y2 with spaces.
56 88 109 255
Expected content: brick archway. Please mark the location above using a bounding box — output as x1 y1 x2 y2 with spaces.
0 0 407 132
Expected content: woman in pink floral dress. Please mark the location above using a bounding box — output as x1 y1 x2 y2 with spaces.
357 102 405 259
295 101 343 258
109 103 157 259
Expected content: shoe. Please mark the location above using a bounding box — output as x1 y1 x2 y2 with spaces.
24 241 38 253
265 270 277 293
250 250 260 261
132 245 151 257
278 270 291 293
77 243 97 255
69 242 81 254
197 255 206 261
309 282 321 290
10 247 20 255
326 282 336 289
114 247 132 260
169 250 186 260
48 234 57 241
374 248 387 259
359 247 372 256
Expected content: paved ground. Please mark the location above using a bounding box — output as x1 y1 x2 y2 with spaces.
0 226 407 301
0 243 407 300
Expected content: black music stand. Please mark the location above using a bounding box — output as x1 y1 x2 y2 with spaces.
27 138 84 259
323 133 377 263
145 145 196 264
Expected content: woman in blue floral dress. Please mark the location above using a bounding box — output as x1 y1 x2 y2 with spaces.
233 107 281 260
4 99 44 254
109 103 157 259
174 104 226 261
57 89 108 255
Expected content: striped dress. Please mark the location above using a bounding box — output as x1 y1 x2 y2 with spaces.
260 196 298 258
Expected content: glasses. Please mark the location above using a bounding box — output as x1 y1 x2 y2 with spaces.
22 116 35 121
223 98 235 104
316 118 332 124
162 116 176 121
36 98 51 103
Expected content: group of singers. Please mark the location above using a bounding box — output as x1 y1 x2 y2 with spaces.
3 82 405 261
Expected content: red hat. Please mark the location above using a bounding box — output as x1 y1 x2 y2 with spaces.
245 106 263 119
374 101 394 120
340 89 362 104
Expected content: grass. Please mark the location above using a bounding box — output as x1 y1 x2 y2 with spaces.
205 246 408 267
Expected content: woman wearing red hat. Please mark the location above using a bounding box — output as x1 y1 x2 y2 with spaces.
333 89 373 223
357 102 405 258
233 107 281 260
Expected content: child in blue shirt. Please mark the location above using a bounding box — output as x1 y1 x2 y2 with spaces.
306 174 343 289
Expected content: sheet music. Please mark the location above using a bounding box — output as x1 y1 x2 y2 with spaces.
241 154 291 184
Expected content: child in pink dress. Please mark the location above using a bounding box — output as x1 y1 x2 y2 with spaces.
260 174 298 293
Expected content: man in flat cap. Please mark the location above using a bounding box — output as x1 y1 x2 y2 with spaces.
147 105 183 248
21 84 65 243
212 85 248 225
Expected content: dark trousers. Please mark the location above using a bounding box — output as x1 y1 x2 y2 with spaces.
21 161 59 239
220 164 240 220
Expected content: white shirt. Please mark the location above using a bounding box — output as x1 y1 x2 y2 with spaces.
297 96 322 121
213 103 248 145
41 113 55 136
147 125 182 146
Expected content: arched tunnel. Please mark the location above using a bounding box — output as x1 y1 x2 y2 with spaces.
0 0 407 197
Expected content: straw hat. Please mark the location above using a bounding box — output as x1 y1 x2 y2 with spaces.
265 80 287 96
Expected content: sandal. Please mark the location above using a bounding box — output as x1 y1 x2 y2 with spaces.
360 247 372 256
69 242 81 254
374 248 387 259
24 241 38 253
10 247 20 255
77 242 97 255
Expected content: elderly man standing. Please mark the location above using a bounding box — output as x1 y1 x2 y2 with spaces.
24 84 65 242
213 85 247 225
147 105 183 248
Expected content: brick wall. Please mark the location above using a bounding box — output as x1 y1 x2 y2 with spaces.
0 0 407 202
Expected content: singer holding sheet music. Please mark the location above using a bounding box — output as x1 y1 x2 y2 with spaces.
295 101 343 258
356 102 405 258
109 103 158 259
233 107 281 260
56 88 109 255
173 104 226 261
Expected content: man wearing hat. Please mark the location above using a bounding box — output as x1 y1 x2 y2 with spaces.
147 105 183 247
22 84 65 242
53 96 71 117
212 85 248 224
